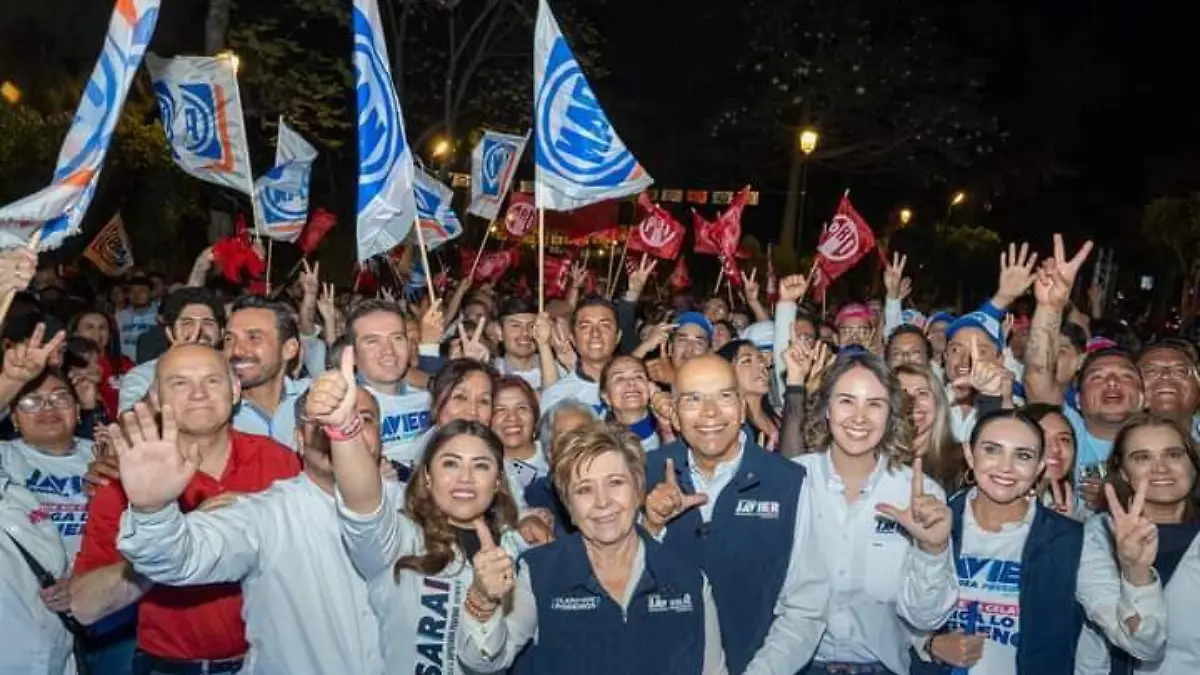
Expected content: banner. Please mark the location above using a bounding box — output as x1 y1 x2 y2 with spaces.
814 193 878 292
544 254 575 298
469 129 528 220
82 213 135 276
533 0 652 211
413 169 462 251
147 53 254 196
629 192 684 260
0 1 161 251
354 0 417 261
254 117 318 242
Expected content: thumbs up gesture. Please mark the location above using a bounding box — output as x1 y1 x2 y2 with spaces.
643 457 709 535
470 518 516 605
307 347 359 431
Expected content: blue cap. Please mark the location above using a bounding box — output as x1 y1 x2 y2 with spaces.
945 302 1004 351
740 320 775 351
675 311 714 341
926 311 956 328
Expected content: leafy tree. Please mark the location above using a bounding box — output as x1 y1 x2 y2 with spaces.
1141 194 1200 319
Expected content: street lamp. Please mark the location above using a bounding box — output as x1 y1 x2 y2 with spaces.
799 128 819 156
951 191 967 207
1 81 21 105
431 137 452 158
899 208 913 226
794 127 819 251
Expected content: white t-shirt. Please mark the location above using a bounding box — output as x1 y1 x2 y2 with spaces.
0 438 93 566
115 305 158 361
950 492 1033 675
371 385 433 464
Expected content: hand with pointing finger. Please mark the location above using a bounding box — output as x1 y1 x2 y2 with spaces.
644 458 709 536
469 518 515 604
1106 480 1158 586
949 338 1011 399
112 403 200 514
876 457 951 554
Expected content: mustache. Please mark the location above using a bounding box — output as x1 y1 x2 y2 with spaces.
229 356 260 367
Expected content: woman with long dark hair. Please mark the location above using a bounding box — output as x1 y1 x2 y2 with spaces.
718 339 780 449
599 355 661 452
334 418 523 674
1024 403 1080 518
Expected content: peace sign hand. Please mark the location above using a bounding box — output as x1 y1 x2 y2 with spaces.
883 253 908 300
420 299 444 345
627 255 658 297
469 518 515 604
317 282 337 322
876 457 951 554
2 323 66 385
307 347 359 430
1035 234 1094 310
643 458 709 536
458 319 491 364
112 403 200 514
741 268 760 300
995 242 1039 307
1106 480 1158 586
1049 479 1075 517
299 260 320 299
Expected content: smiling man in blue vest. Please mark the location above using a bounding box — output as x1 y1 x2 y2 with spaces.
643 354 829 675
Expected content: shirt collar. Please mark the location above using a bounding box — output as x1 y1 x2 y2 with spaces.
687 431 747 483
819 450 889 495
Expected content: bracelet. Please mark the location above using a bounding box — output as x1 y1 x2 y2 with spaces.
464 588 498 621
323 415 363 442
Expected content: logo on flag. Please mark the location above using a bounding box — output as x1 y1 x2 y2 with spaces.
815 193 877 292
629 193 684 260
0 1 161 251
469 130 528 220
354 0 417 261
412 169 462 251
82 213 135 276
504 192 536 238
147 54 253 195
255 118 318 242
533 0 652 211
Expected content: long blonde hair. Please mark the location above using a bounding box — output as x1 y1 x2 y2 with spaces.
895 363 965 491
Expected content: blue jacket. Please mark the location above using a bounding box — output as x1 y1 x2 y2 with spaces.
645 440 805 675
523 476 575 538
518 529 708 675
910 493 1084 675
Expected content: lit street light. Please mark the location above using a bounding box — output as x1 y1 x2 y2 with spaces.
899 208 913 226
1 81 21 105
951 191 967 206
799 128 819 156
431 137 452 158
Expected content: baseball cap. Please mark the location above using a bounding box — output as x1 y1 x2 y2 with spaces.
945 302 1004 351
926 311 955 328
835 303 872 327
740 320 775 351
675 311 714 341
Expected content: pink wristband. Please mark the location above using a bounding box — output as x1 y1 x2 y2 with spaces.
323 415 363 442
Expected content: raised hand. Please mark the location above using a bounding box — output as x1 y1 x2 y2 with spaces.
470 518 515 603
783 341 814 387
533 312 555 347
68 367 100 411
307 347 358 430
778 273 810 304
317 282 337 322
0 245 37 298
994 242 1039 307
930 632 986 668
1048 479 1075 517
949 338 1011 398
1106 480 1158 586
299 260 320 299
569 262 587 290
741 268 761 301
165 319 202 346
643 458 709 535
550 319 577 371
111 403 199 514
458 319 491 363
805 341 834 393
627 255 658 298
419 299 445 345
875 457 951 554
883 253 909 300
2 323 66 385
1034 234 1094 310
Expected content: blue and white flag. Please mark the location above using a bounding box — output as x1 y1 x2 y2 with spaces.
468 129 528 220
146 53 255 195
413 169 462 252
254 117 318 242
0 0 161 251
533 0 652 212
354 0 417 261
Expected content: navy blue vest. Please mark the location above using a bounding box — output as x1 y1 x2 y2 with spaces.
645 440 805 675
910 494 1085 675
519 529 707 675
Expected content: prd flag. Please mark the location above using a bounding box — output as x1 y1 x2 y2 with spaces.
813 193 878 293
147 53 254 195
0 0 161 251
504 192 536 238
254 117 318 242
354 0 418 261
629 192 684 260
82 213 135 276
534 0 652 211
412 169 462 251
469 129 529 220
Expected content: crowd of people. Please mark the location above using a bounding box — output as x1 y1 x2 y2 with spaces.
0 232 1196 675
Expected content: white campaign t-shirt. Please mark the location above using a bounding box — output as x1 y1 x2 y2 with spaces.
950 492 1033 675
0 438 93 565
371 385 433 464
115 305 159 361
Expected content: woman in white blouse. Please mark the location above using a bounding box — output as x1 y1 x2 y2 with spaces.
793 351 958 675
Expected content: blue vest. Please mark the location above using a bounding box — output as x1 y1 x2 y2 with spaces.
645 440 805 675
909 494 1084 675
523 476 575 538
519 530 707 675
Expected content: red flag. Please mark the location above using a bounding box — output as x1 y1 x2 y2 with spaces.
211 213 266 292
298 208 337 255
544 254 575 299
353 262 378 294
629 193 685 260
692 186 748 259
815 193 877 289
766 245 779 305
569 227 621 247
507 192 618 238
504 193 536 238
459 248 518 282
668 255 693 291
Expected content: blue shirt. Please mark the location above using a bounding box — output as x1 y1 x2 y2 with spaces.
232 378 310 450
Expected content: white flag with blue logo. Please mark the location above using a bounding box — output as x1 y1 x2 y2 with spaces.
254 118 318 242
146 53 254 195
413 169 463 252
534 0 652 212
354 0 417 262
468 129 528 220
0 0 161 251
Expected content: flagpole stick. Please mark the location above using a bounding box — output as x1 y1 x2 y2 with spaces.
713 264 725 295
608 232 632 300
467 225 493 282
0 228 44 327
265 239 274 295
412 221 439 306
604 241 617 294
726 272 735 307
538 208 546 313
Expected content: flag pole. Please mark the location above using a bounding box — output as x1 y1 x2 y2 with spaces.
412 222 439 305
538 208 546 313
0 227 43 327
467 225 493 282
608 231 632 300
265 239 274 294
603 240 618 294
713 263 725 295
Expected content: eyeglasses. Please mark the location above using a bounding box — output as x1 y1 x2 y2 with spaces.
675 389 740 412
1141 365 1195 381
16 390 75 413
